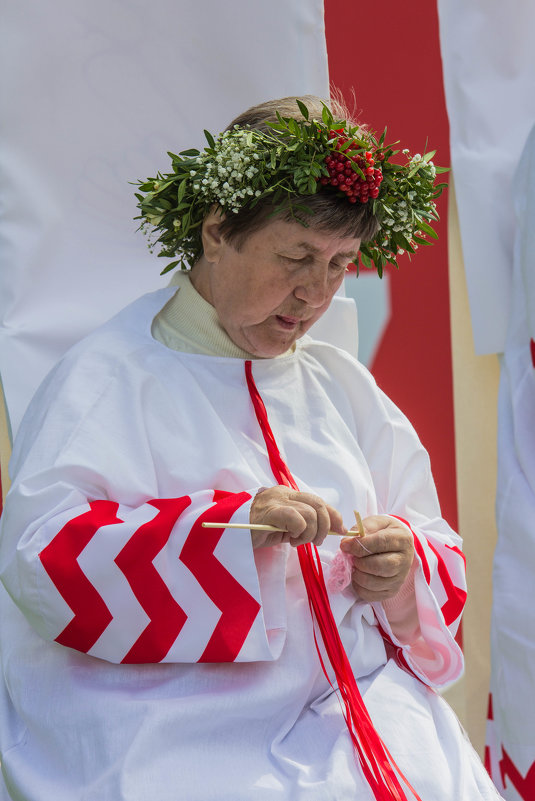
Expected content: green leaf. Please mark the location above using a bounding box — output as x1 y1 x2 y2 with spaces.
160 260 179 275
321 104 333 126
204 130 216 149
177 179 187 203
178 148 200 157
156 199 172 210
293 202 314 215
360 251 372 269
393 232 411 250
268 122 288 133
288 118 301 137
418 219 439 239
296 99 309 120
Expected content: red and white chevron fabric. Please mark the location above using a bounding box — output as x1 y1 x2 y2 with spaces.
37 490 277 664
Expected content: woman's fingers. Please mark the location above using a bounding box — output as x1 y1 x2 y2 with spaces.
250 486 345 548
340 514 415 601
263 497 328 546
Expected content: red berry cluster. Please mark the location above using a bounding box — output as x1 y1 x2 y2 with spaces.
319 132 383 204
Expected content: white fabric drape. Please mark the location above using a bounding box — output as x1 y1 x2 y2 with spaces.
438 2 535 797
0 0 329 437
437 0 535 355
485 126 535 801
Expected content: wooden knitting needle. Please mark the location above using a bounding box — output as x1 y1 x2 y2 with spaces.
353 510 365 537
201 521 363 537
352 509 374 553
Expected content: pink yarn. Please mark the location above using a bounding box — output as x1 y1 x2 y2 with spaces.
327 550 355 593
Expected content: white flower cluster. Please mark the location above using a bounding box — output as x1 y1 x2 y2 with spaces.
410 152 436 179
190 130 262 213
381 198 413 240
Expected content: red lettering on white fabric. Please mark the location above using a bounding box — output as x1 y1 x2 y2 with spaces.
180 490 260 662
39 500 123 652
500 748 535 800
116 497 192 663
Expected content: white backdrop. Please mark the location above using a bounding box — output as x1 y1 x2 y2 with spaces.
0 0 330 436
438 0 535 355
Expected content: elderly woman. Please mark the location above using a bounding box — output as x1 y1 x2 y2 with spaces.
0 97 501 800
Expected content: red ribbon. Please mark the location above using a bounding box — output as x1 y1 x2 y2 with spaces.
244 360 422 801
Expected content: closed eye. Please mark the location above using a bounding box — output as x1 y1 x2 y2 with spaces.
330 262 349 273
280 255 314 267
280 255 349 274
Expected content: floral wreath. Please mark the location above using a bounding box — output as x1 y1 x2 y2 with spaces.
134 101 447 277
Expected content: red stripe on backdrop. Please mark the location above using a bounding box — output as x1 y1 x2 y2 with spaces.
325 0 457 533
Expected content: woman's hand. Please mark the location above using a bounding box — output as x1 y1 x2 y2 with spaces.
250 486 346 549
340 515 415 601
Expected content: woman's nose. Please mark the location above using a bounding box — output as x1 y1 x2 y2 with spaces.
293 268 330 307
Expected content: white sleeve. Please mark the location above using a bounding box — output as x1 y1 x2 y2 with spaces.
356 379 466 688
0 356 287 666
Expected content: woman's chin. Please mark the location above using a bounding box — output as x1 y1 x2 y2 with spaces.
234 321 302 358
245 335 297 359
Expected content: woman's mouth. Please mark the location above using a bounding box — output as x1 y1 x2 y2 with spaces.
275 315 300 330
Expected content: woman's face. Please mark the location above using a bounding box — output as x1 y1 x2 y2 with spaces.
192 217 361 358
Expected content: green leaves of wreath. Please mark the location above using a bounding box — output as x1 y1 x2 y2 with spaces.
134 102 447 277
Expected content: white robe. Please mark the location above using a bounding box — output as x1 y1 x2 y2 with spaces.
0 288 501 800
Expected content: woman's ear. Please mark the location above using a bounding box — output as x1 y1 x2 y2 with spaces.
201 208 226 263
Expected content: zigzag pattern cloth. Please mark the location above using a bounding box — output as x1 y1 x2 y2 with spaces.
35 490 276 664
